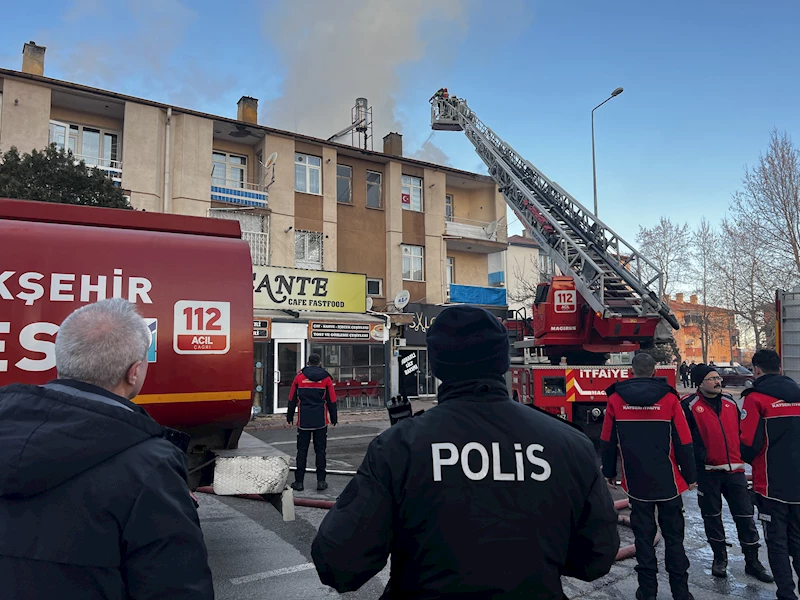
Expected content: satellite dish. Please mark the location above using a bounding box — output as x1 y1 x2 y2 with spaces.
264 151 278 169
484 221 499 237
394 290 410 310
366 297 374 310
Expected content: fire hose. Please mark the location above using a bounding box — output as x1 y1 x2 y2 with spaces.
196 486 655 562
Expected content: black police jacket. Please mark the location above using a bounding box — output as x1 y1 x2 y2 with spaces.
311 378 619 599
0 380 214 600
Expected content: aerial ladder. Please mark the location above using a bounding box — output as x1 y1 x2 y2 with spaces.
430 89 680 364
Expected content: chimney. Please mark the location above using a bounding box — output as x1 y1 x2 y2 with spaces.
22 41 46 76
675 292 684 303
690 294 698 304
383 132 403 157
237 96 258 125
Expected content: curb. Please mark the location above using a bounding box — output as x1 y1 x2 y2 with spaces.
245 410 389 432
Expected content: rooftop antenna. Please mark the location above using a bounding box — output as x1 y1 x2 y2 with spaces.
327 97 373 150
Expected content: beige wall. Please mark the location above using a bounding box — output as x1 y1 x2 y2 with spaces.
385 160 404 302
50 106 123 133
424 168 447 304
264 134 296 267
172 113 213 216
506 243 541 311
448 250 489 287
321 146 338 271
0 78 50 154
447 185 499 223
121 102 165 212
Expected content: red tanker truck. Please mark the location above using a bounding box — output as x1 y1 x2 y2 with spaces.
0 198 254 489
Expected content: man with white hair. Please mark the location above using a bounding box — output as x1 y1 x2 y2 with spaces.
0 298 214 600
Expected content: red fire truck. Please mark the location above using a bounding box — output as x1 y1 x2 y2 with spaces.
0 198 254 488
431 92 679 435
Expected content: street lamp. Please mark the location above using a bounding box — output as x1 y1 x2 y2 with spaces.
591 87 624 217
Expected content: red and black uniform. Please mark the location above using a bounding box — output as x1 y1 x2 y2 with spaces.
601 377 696 600
741 374 800 600
287 366 338 485
682 392 760 556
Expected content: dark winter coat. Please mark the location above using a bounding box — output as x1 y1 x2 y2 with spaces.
287 366 338 429
601 377 697 501
741 373 800 502
0 379 214 600
311 378 619 600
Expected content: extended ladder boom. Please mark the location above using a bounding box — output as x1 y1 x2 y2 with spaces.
431 92 679 330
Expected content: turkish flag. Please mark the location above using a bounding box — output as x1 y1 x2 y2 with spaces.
402 193 411 205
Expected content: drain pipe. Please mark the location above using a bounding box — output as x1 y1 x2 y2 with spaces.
163 107 172 213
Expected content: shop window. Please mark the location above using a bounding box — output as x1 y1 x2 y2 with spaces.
310 342 386 385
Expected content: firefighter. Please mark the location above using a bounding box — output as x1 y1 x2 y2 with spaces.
741 349 800 600
681 364 773 582
601 352 697 600
311 306 619 598
287 353 338 492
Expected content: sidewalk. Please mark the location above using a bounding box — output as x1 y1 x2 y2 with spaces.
245 398 438 431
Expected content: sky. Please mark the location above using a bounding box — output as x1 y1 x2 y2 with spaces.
1 0 799 245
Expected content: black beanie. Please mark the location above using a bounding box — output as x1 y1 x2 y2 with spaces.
692 364 717 386
426 305 510 383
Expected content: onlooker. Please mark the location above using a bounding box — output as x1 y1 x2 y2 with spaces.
312 306 619 598
287 353 337 492
601 352 697 600
0 298 213 600
680 361 690 387
741 349 800 600
682 364 772 582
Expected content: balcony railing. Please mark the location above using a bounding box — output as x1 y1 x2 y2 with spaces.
211 178 268 207
75 155 123 185
445 216 507 241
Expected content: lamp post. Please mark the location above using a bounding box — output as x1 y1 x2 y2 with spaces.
591 87 624 217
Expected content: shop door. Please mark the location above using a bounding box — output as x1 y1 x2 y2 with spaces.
274 340 305 414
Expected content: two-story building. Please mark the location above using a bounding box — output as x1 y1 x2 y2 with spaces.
0 42 508 410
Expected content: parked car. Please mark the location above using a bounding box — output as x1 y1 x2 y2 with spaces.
717 365 754 388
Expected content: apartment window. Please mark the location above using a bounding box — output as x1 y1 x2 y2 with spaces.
295 230 323 270
295 153 321 194
49 121 120 168
366 170 383 208
401 175 423 212
402 245 424 281
446 257 455 286
336 165 352 203
209 209 269 266
367 278 383 297
445 194 453 221
212 152 247 188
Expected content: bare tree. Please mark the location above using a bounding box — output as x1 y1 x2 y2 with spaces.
636 217 692 300
732 129 800 276
689 218 721 363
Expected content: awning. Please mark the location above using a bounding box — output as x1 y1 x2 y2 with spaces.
254 309 385 324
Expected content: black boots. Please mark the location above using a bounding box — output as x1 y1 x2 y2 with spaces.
317 481 328 491
710 542 728 578
743 545 774 583
290 481 304 491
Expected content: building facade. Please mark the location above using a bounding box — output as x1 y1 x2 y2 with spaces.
0 42 509 408
669 293 742 365
505 233 555 313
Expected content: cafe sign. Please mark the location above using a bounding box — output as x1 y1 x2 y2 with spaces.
308 321 386 342
253 267 366 313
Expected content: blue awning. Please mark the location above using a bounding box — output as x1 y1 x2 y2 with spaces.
449 284 507 306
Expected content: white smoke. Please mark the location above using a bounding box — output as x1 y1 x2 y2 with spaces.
263 0 467 143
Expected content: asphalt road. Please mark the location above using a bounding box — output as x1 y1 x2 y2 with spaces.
200 391 782 600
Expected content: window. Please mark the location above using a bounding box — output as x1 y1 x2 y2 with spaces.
445 194 453 221
212 152 247 188
366 170 383 208
337 165 352 203
310 343 386 391
542 377 566 396
295 230 323 270
402 245 424 281
367 278 383 297
209 209 269 266
49 121 120 168
295 153 321 194
446 257 455 286
401 175 423 212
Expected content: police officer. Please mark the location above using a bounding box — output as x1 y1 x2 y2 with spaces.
311 306 619 598
741 349 800 600
601 352 697 600
682 364 772 581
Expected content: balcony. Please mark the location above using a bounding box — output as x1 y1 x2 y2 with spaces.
76 155 123 186
448 283 507 307
210 178 268 207
444 217 507 253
